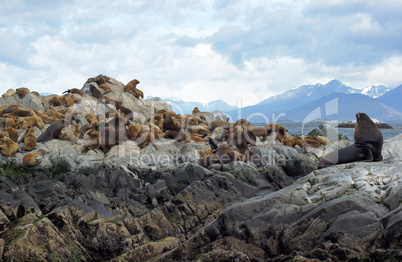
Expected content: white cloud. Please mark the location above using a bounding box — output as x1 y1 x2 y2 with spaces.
0 0 401 106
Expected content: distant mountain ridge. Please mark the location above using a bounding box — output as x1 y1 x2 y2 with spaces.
225 80 401 122
149 97 236 114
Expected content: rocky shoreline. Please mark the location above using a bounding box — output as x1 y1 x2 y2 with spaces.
0 76 401 261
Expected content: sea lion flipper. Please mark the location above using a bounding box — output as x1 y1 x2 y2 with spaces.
209 137 219 149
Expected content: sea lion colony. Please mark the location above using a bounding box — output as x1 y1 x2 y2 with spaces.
2 74 374 169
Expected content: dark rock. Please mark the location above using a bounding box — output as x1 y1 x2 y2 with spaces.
280 154 316 178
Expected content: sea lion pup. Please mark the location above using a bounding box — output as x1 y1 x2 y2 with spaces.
235 140 265 167
23 149 47 167
21 126 37 151
36 120 65 143
303 137 321 147
62 88 84 96
162 113 181 132
4 127 18 142
318 112 383 169
16 87 30 98
124 79 144 99
22 111 45 129
282 136 304 148
127 123 141 140
138 131 158 149
5 118 15 128
49 96 63 107
0 137 20 156
99 83 112 94
314 136 331 145
84 129 101 150
2 88 16 97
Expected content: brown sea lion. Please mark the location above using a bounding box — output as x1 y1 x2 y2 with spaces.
22 149 47 167
124 79 143 99
0 137 20 156
16 87 30 98
199 149 218 167
138 131 157 149
318 113 383 169
22 111 45 129
89 84 104 102
49 96 63 107
235 140 265 167
127 123 141 140
114 101 133 120
192 107 201 114
282 136 304 148
99 125 116 153
36 120 65 143
2 89 16 97
303 137 321 147
209 119 230 131
62 88 84 96
23 126 37 151
314 136 331 145
85 130 100 150
249 126 268 141
63 96 75 107
31 91 40 96
5 118 15 128
4 127 18 142
85 113 99 126
162 113 181 132
99 83 112 94
79 124 93 139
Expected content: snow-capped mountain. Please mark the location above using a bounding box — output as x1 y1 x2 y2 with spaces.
148 97 236 114
225 80 401 121
257 80 356 109
358 85 393 98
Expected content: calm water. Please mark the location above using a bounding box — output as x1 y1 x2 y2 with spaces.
255 122 402 142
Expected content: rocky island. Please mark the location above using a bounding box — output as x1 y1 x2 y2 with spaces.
0 76 401 261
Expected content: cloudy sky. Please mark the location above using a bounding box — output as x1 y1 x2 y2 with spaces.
1 0 402 106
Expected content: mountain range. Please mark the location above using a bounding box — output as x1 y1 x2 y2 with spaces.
151 80 401 122
148 97 237 114
225 80 402 122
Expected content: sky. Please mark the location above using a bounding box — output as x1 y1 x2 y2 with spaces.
1 0 402 106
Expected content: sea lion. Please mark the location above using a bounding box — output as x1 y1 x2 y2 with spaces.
314 136 331 145
22 149 47 167
209 120 230 131
303 137 321 147
22 111 45 129
16 87 30 98
138 131 157 149
89 84 105 102
31 91 40 96
49 96 63 107
235 140 265 167
36 120 65 143
2 109 32 118
249 126 268 141
318 112 383 169
192 107 201 114
63 96 75 107
162 113 181 132
5 118 15 128
0 137 20 156
23 126 37 151
99 83 112 94
127 123 141 140
282 136 304 148
2 89 16 97
85 130 100 150
99 125 116 153
4 127 18 142
114 101 133 120
79 124 93 139
124 79 143 99
62 88 84 96
85 113 99 126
